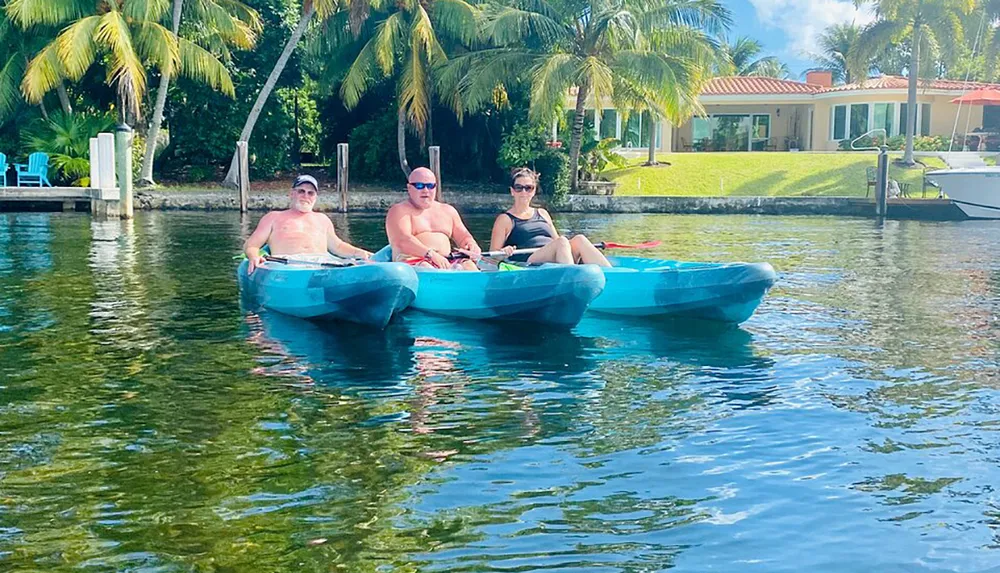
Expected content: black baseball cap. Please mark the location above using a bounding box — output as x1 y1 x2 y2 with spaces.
292 174 319 191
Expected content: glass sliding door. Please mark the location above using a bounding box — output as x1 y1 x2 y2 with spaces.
714 115 751 151
623 114 642 147
873 103 894 137
600 109 618 139
849 103 869 139
751 115 770 150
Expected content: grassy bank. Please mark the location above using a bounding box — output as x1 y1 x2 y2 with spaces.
605 153 946 197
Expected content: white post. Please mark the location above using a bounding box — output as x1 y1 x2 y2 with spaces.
89 137 101 188
97 133 116 190
115 124 134 219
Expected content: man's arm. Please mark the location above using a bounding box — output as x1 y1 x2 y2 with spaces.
244 212 274 274
448 205 481 258
325 216 371 259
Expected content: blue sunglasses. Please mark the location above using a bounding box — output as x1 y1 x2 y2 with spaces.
408 181 437 190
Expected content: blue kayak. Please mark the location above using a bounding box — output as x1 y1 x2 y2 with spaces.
412 263 606 326
590 256 778 323
238 258 418 328
372 246 605 326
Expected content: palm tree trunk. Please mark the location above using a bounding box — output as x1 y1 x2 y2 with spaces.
56 82 72 114
645 113 657 166
223 2 317 187
38 99 49 120
397 103 411 177
139 0 184 187
903 20 921 165
568 79 591 192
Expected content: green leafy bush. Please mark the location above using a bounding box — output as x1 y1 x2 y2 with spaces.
21 111 115 186
497 121 548 171
839 134 952 151
533 148 569 204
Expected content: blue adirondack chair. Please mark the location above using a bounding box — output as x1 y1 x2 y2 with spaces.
16 152 52 187
0 152 7 187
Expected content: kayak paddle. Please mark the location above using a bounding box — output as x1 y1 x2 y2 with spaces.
264 255 357 268
401 240 662 264
595 240 661 250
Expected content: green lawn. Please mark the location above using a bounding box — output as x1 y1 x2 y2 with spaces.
605 152 947 197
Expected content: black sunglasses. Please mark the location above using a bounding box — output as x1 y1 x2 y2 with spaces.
512 184 535 192
408 181 437 190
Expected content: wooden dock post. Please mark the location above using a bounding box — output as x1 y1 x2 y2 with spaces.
429 145 441 201
337 143 349 213
115 124 134 219
874 146 888 218
236 141 249 212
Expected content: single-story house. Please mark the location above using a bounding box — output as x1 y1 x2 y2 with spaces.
563 71 1000 152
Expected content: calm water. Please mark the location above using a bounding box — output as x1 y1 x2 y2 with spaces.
1 211 999 572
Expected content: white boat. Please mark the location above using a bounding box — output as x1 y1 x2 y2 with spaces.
925 153 1000 219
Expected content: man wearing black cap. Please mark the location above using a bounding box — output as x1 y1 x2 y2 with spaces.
243 174 371 273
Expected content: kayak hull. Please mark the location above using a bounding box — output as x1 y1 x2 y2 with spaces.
238 259 418 328
412 264 606 326
593 257 778 323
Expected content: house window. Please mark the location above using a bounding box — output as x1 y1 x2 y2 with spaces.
873 103 894 137
832 105 847 140
899 103 932 136
850 104 869 139
623 114 642 147
692 116 712 142
751 115 770 150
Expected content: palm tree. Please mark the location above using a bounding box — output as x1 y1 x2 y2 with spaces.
9 0 237 124
222 0 340 187
718 35 787 77
336 0 478 177
806 22 861 84
0 5 71 123
850 0 974 164
138 0 261 187
443 0 729 191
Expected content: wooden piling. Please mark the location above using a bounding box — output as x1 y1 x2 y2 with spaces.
429 145 441 201
237 141 249 213
337 143 349 213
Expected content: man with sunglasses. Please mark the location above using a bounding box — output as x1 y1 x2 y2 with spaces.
385 167 481 270
244 174 371 273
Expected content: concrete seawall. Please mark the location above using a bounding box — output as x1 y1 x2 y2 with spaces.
133 191 966 220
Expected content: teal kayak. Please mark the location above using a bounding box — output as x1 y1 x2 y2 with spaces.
591 256 778 323
238 258 418 328
372 247 605 326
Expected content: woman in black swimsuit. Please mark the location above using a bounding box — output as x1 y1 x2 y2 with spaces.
489 168 611 266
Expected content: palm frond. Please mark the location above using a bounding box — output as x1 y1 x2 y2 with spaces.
53 14 101 80
431 0 478 45
529 52 578 122
178 36 234 95
123 0 172 22
94 10 147 117
23 40 69 103
6 0 90 27
135 21 181 75
340 32 384 108
0 55 24 122
400 32 432 133
479 5 567 48
848 18 904 81
374 12 406 74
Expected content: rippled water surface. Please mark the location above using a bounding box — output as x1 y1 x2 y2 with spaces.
2 211 999 571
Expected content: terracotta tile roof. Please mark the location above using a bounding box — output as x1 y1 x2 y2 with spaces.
701 76 823 96
700 74 1000 97
819 75 1000 93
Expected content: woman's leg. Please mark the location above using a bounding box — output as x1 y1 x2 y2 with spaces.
569 235 612 267
526 237 573 265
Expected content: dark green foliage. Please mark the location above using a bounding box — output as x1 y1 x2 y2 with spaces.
158 0 303 181
21 111 115 185
497 121 548 171
534 148 569 203
839 135 952 151
346 108 403 181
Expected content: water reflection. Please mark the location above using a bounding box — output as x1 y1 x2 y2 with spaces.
5 212 1000 571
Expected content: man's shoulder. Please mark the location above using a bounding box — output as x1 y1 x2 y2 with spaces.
387 201 414 216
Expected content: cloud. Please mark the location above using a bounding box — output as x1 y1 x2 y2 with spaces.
748 0 875 57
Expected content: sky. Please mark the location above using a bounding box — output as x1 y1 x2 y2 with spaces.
729 0 875 79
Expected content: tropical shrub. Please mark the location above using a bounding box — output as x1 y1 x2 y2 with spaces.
839 134 952 151
534 148 570 204
497 122 548 171
21 112 115 186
